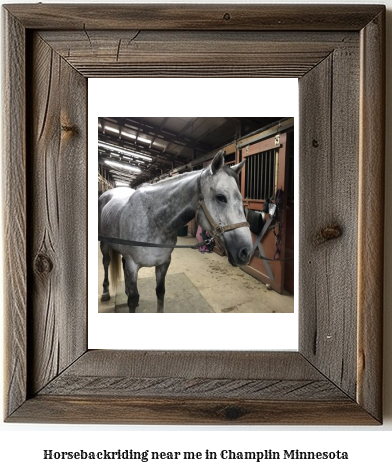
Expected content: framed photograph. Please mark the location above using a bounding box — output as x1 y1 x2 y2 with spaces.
3 4 384 424
91 82 297 349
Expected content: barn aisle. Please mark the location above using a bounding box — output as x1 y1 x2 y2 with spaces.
98 238 294 313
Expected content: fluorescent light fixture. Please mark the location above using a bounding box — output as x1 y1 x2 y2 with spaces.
104 159 141 173
99 142 135 157
132 152 152 162
99 142 126 153
121 131 137 139
137 136 151 144
114 181 130 187
99 141 153 161
105 126 119 133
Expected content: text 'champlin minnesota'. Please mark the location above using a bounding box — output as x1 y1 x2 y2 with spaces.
43 448 349 462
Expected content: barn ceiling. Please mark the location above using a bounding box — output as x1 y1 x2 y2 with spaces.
98 117 283 187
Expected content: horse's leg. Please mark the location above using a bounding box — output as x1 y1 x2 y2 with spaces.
123 257 140 313
100 241 111 302
155 257 171 313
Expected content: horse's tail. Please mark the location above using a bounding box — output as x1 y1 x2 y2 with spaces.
109 248 122 294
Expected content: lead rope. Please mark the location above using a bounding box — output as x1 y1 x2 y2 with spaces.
98 234 213 250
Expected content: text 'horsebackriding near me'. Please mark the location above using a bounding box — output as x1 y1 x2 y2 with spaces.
98 150 253 312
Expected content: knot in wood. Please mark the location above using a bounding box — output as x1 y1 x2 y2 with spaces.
223 12 231 21
223 405 244 420
61 124 78 134
34 252 53 274
314 225 342 245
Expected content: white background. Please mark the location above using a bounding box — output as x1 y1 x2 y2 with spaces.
1 1 391 473
89 78 299 351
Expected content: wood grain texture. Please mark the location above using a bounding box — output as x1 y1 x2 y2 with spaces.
9 396 378 425
38 351 345 401
27 33 87 395
61 350 322 379
299 41 360 400
17 351 374 423
357 9 385 422
39 376 347 400
38 30 358 78
4 4 384 31
2 9 27 419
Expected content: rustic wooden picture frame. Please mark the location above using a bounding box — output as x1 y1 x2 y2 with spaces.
3 4 385 424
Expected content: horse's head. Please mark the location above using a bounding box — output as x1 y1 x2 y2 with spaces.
197 150 253 266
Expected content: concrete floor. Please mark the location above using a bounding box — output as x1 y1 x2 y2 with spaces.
98 237 294 313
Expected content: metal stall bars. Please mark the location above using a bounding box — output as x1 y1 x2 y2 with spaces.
238 122 294 294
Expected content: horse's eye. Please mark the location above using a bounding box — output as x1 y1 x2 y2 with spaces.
216 194 227 203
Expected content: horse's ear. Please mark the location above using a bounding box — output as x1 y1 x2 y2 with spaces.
210 150 225 174
231 159 246 176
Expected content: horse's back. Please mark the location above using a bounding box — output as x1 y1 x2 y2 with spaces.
99 187 135 204
99 187 136 234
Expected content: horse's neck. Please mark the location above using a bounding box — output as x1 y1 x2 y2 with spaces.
152 171 200 232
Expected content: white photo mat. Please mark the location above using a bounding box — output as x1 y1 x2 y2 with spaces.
88 78 299 351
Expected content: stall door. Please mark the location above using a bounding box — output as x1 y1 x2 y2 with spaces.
239 131 294 294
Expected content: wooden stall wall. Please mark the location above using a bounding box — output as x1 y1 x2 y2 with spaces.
240 129 294 294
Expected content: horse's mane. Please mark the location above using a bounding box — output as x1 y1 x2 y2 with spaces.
147 163 238 188
149 169 200 187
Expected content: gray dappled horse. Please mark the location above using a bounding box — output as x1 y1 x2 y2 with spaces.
98 150 253 312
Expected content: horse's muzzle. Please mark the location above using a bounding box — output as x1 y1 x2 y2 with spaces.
228 245 252 267
238 246 252 265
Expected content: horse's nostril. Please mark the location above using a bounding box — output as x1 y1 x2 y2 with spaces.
238 247 250 264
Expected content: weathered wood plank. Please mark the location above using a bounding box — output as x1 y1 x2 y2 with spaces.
8 396 379 425
299 41 360 399
39 30 356 59
357 10 385 423
28 33 87 395
39 30 358 54
38 30 358 78
4 4 384 31
329 44 360 395
36 351 347 401
2 9 27 419
64 351 321 380
39 376 347 400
